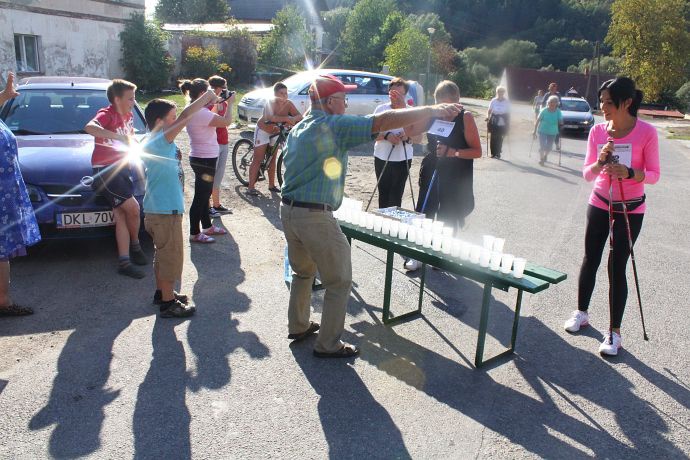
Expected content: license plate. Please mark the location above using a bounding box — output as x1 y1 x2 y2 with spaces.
564 124 580 129
57 211 114 228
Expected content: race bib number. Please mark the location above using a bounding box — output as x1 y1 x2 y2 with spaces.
428 120 455 137
598 143 632 167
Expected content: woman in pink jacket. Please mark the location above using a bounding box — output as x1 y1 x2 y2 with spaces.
563 77 660 356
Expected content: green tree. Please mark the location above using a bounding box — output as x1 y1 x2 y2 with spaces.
606 0 690 100
181 45 230 80
322 7 350 51
340 0 396 69
119 13 174 90
258 6 315 71
383 26 430 77
155 0 228 24
676 81 690 112
407 12 452 44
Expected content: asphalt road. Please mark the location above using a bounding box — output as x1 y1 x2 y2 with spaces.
1 101 689 459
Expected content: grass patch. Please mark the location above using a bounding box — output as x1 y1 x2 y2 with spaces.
137 83 254 123
667 126 690 140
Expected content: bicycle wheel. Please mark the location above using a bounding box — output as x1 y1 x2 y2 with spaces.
232 138 254 186
277 150 286 186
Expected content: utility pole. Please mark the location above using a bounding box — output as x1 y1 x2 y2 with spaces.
597 42 601 99
585 41 597 107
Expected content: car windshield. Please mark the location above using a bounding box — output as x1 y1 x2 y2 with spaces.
1 89 146 135
561 100 591 112
281 73 316 93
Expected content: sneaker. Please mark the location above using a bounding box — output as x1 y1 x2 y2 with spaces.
190 233 215 244
130 248 148 266
213 205 232 214
209 207 220 218
153 290 189 306
564 310 589 332
118 263 145 279
160 299 196 318
246 188 259 196
599 331 622 356
404 259 421 272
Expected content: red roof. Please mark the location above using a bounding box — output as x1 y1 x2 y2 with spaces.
638 109 685 119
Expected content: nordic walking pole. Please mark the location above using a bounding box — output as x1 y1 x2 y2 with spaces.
365 143 395 212
421 169 438 214
558 127 563 166
402 140 416 210
606 161 615 344
616 175 649 340
528 134 535 158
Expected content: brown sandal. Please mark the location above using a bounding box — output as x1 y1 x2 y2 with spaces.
288 322 320 342
313 344 359 358
0 304 34 316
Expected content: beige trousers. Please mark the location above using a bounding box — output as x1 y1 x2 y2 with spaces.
280 203 352 353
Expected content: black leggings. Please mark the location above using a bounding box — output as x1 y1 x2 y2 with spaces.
489 126 506 157
374 157 412 209
578 205 644 329
189 157 217 235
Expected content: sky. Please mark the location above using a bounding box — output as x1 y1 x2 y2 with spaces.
145 0 157 17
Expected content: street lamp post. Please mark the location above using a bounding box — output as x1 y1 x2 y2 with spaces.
426 27 435 98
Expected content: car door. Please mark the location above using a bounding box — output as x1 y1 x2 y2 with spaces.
292 84 311 115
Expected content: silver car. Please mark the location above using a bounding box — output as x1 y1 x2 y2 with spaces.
238 69 425 124
560 97 596 134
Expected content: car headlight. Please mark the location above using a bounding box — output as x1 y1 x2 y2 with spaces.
26 184 42 202
583 120 591 125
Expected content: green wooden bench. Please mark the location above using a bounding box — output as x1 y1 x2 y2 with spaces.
339 221 567 368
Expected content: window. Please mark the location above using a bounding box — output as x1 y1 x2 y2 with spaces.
338 75 382 95
15 34 40 73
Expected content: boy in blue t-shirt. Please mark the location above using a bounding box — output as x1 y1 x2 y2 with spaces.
143 89 217 317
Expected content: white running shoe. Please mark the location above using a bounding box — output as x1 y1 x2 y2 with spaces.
404 259 421 272
599 332 622 356
564 310 589 332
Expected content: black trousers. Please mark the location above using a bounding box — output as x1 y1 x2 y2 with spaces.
189 157 217 235
578 204 644 329
374 157 412 209
489 126 506 157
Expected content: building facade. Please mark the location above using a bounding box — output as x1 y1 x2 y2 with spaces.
0 0 145 79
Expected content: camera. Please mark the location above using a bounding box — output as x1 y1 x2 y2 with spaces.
219 89 235 101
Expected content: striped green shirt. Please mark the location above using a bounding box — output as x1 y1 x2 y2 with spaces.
281 109 375 209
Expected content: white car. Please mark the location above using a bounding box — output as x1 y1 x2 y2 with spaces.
238 69 425 124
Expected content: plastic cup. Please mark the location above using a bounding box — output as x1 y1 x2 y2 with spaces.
353 200 363 212
365 213 375 230
389 220 398 237
423 230 433 248
433 221 444 233
490 251 502 271
451 239 462 257
493 237 505 253
412 218 423 228
483 235 495 250
442 235 453 254
407 225 416 243
480 248 491 267
442 226 454 237
381 218 391 235
432 233 442 251
460 242 471 260
501 254 514 274
416 229 426 246
423 218 433 231
398 222 408 240
357 212 367 227
513 258 526 278
469 245 481 264
373 216 383 232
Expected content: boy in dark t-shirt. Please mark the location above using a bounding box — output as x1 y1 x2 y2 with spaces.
85 79 147 278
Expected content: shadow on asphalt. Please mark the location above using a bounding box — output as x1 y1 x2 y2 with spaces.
290 341 412 459
6 238 156 458
133 228 270 458
344 266 690 458
233 184 282 231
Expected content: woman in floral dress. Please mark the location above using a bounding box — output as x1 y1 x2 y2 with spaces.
0 72 41 316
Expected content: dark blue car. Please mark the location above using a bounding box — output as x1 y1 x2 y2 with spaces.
0 77 147 239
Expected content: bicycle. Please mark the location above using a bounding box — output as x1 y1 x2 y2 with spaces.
231 122 291 187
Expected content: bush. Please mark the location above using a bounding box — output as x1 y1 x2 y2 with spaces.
119 13 174 91
258 6 315 71
383 26 430 77
676 82 690 112
181 45 231 80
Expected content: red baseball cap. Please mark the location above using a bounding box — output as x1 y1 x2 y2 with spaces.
309 75 357 101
